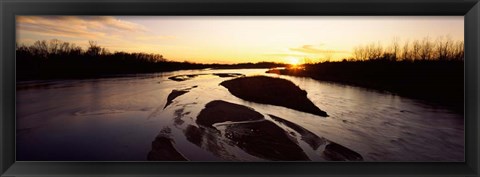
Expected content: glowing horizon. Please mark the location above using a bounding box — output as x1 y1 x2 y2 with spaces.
16 16 464 64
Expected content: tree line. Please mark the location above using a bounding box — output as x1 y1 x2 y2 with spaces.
16 39 167 64
16 39 285 80
351 36 464 61
275 36 464 112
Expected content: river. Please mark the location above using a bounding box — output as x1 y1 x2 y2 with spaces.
16 68 464 161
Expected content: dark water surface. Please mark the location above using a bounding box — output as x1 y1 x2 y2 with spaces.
16 69 464 161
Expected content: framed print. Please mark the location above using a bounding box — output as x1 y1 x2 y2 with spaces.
1 0 479 176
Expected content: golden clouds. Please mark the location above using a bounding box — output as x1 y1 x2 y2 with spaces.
289 45 349 54
16 16 177 55
17 16 145 39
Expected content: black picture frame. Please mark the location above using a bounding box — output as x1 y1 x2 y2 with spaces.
1 0 479 176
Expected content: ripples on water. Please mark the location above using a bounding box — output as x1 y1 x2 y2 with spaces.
16 69 464 161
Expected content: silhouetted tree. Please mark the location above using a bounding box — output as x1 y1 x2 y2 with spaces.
352 36 463 61
86 41 101 56
401 40 411 61
16 39 285 80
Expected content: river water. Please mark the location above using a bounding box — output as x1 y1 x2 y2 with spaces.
16 68 464 161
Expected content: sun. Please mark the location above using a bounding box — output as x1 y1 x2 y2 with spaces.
287 57 301 66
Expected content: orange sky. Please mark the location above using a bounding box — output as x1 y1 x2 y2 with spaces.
16 16 464 64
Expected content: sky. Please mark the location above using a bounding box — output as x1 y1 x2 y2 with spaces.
16 16 464 64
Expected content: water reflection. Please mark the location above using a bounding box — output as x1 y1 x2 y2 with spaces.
16 69 464 161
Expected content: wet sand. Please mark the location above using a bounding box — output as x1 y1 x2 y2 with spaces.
323 142 363 161
148 128 187 161
147 136 188 161
164 86 198 109
269 114 363 161
186 100 363 161
269 114 326 150
149 75 363 161
168 73 245 82
196 100 264 128
195 100 309 160
221 76 328 117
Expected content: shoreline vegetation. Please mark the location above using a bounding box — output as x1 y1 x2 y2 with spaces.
17 38 464 112
267 60 463 113
268 37 464 112
16 40 285 81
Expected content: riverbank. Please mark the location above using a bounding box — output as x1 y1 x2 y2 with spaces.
17 61 284 81
267 60 464 113
16 39 286 81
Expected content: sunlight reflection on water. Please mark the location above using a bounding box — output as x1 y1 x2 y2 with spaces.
16 69 464 161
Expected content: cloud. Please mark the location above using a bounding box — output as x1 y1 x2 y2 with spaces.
263 44 348 58
262 44 352 62
16 16 178 54
289 45 348 54
82 16 147 32
16 16 148 40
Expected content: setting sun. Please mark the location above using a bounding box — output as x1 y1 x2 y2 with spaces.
287 57 301 66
